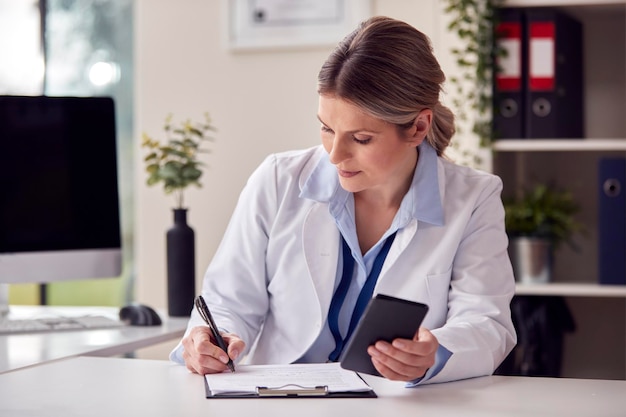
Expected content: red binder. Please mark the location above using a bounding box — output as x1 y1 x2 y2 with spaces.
493 8 526 139
525 8 583 139
528 21 555 91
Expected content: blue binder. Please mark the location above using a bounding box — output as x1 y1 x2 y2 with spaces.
598 158 626 285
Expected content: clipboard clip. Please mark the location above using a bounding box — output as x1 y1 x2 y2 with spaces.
255 384 329 397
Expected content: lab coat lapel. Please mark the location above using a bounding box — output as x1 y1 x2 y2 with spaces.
302 203 340 319
301 207 421 306
374 219 419 293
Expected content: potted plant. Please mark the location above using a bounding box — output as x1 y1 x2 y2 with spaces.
142 113 216 208
141 113 216 316
504 184 582 284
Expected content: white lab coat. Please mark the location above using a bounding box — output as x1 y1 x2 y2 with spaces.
172 144 516 384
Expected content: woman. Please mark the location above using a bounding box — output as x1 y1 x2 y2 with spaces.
170 16 516 385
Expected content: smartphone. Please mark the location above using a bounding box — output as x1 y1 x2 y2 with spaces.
339 294 429 376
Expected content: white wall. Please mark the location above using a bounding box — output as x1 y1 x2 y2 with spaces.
134 0 457 311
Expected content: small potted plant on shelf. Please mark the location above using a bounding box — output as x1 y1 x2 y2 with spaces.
504 184 582 284
141 113 216 316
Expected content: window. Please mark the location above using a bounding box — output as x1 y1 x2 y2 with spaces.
2 0 134 306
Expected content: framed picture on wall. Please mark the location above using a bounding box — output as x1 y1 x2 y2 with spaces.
225 0 372 50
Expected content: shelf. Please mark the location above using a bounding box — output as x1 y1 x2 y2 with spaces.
515 282 626 297
494 0 626 381
504 0 626 7
493 139 626 152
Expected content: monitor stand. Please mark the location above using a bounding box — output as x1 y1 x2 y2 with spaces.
0 284 9 318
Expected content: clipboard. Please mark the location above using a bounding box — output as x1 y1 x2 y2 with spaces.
202 362 377 399
339 294 429 376
204 380 377 398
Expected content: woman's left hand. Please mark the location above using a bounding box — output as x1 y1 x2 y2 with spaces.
367 327 439 381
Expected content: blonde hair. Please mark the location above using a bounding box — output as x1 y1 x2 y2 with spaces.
317 16 455 155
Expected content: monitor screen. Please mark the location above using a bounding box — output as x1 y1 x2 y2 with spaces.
0 96 122 284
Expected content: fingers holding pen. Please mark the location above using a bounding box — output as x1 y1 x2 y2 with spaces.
220 332 244 364
182 327 221 374
194 327 232 364
182 326 244 375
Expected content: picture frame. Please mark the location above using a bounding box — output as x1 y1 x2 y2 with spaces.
225 0 372 51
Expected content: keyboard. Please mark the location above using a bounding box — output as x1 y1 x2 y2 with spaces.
0 315 127 335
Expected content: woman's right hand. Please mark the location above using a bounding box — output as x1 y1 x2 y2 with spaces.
181 326 245 375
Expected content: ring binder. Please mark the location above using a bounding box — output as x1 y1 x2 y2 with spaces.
493 7 526 139
256 385 329 397
598 157 626 285
525 8 583 139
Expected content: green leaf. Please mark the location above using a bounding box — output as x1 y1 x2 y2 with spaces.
146 163 160 174
181 165 202 180
160 162 181 179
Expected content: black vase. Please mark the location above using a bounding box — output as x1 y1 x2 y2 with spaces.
166 208 196 317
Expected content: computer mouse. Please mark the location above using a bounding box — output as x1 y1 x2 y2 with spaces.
119 304 162 326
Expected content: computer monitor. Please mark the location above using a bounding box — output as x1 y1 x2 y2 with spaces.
0 96 122 294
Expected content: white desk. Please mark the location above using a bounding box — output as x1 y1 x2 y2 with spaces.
0 356 623 417
0 305 188 374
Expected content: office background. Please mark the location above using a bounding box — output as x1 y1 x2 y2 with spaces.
2 0 624 379
134 0 468 356
1 0 465 337
135 0 626 379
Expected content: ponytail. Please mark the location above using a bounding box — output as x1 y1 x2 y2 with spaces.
427 103 456 156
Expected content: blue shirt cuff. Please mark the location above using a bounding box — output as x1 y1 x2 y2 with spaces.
169 344 185 365
405 343 453 387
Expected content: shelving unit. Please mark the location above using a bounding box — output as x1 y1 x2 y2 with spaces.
516 283 626 297
495 0 626 292
493 139 626 152
505 0 625 7
495 0 625 380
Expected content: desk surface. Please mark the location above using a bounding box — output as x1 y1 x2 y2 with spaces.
0 305 188 374
0 356 623 417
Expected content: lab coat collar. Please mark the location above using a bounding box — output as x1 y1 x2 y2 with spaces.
299 142 444 226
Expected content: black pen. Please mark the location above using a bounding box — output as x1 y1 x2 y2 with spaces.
195 295 236 373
